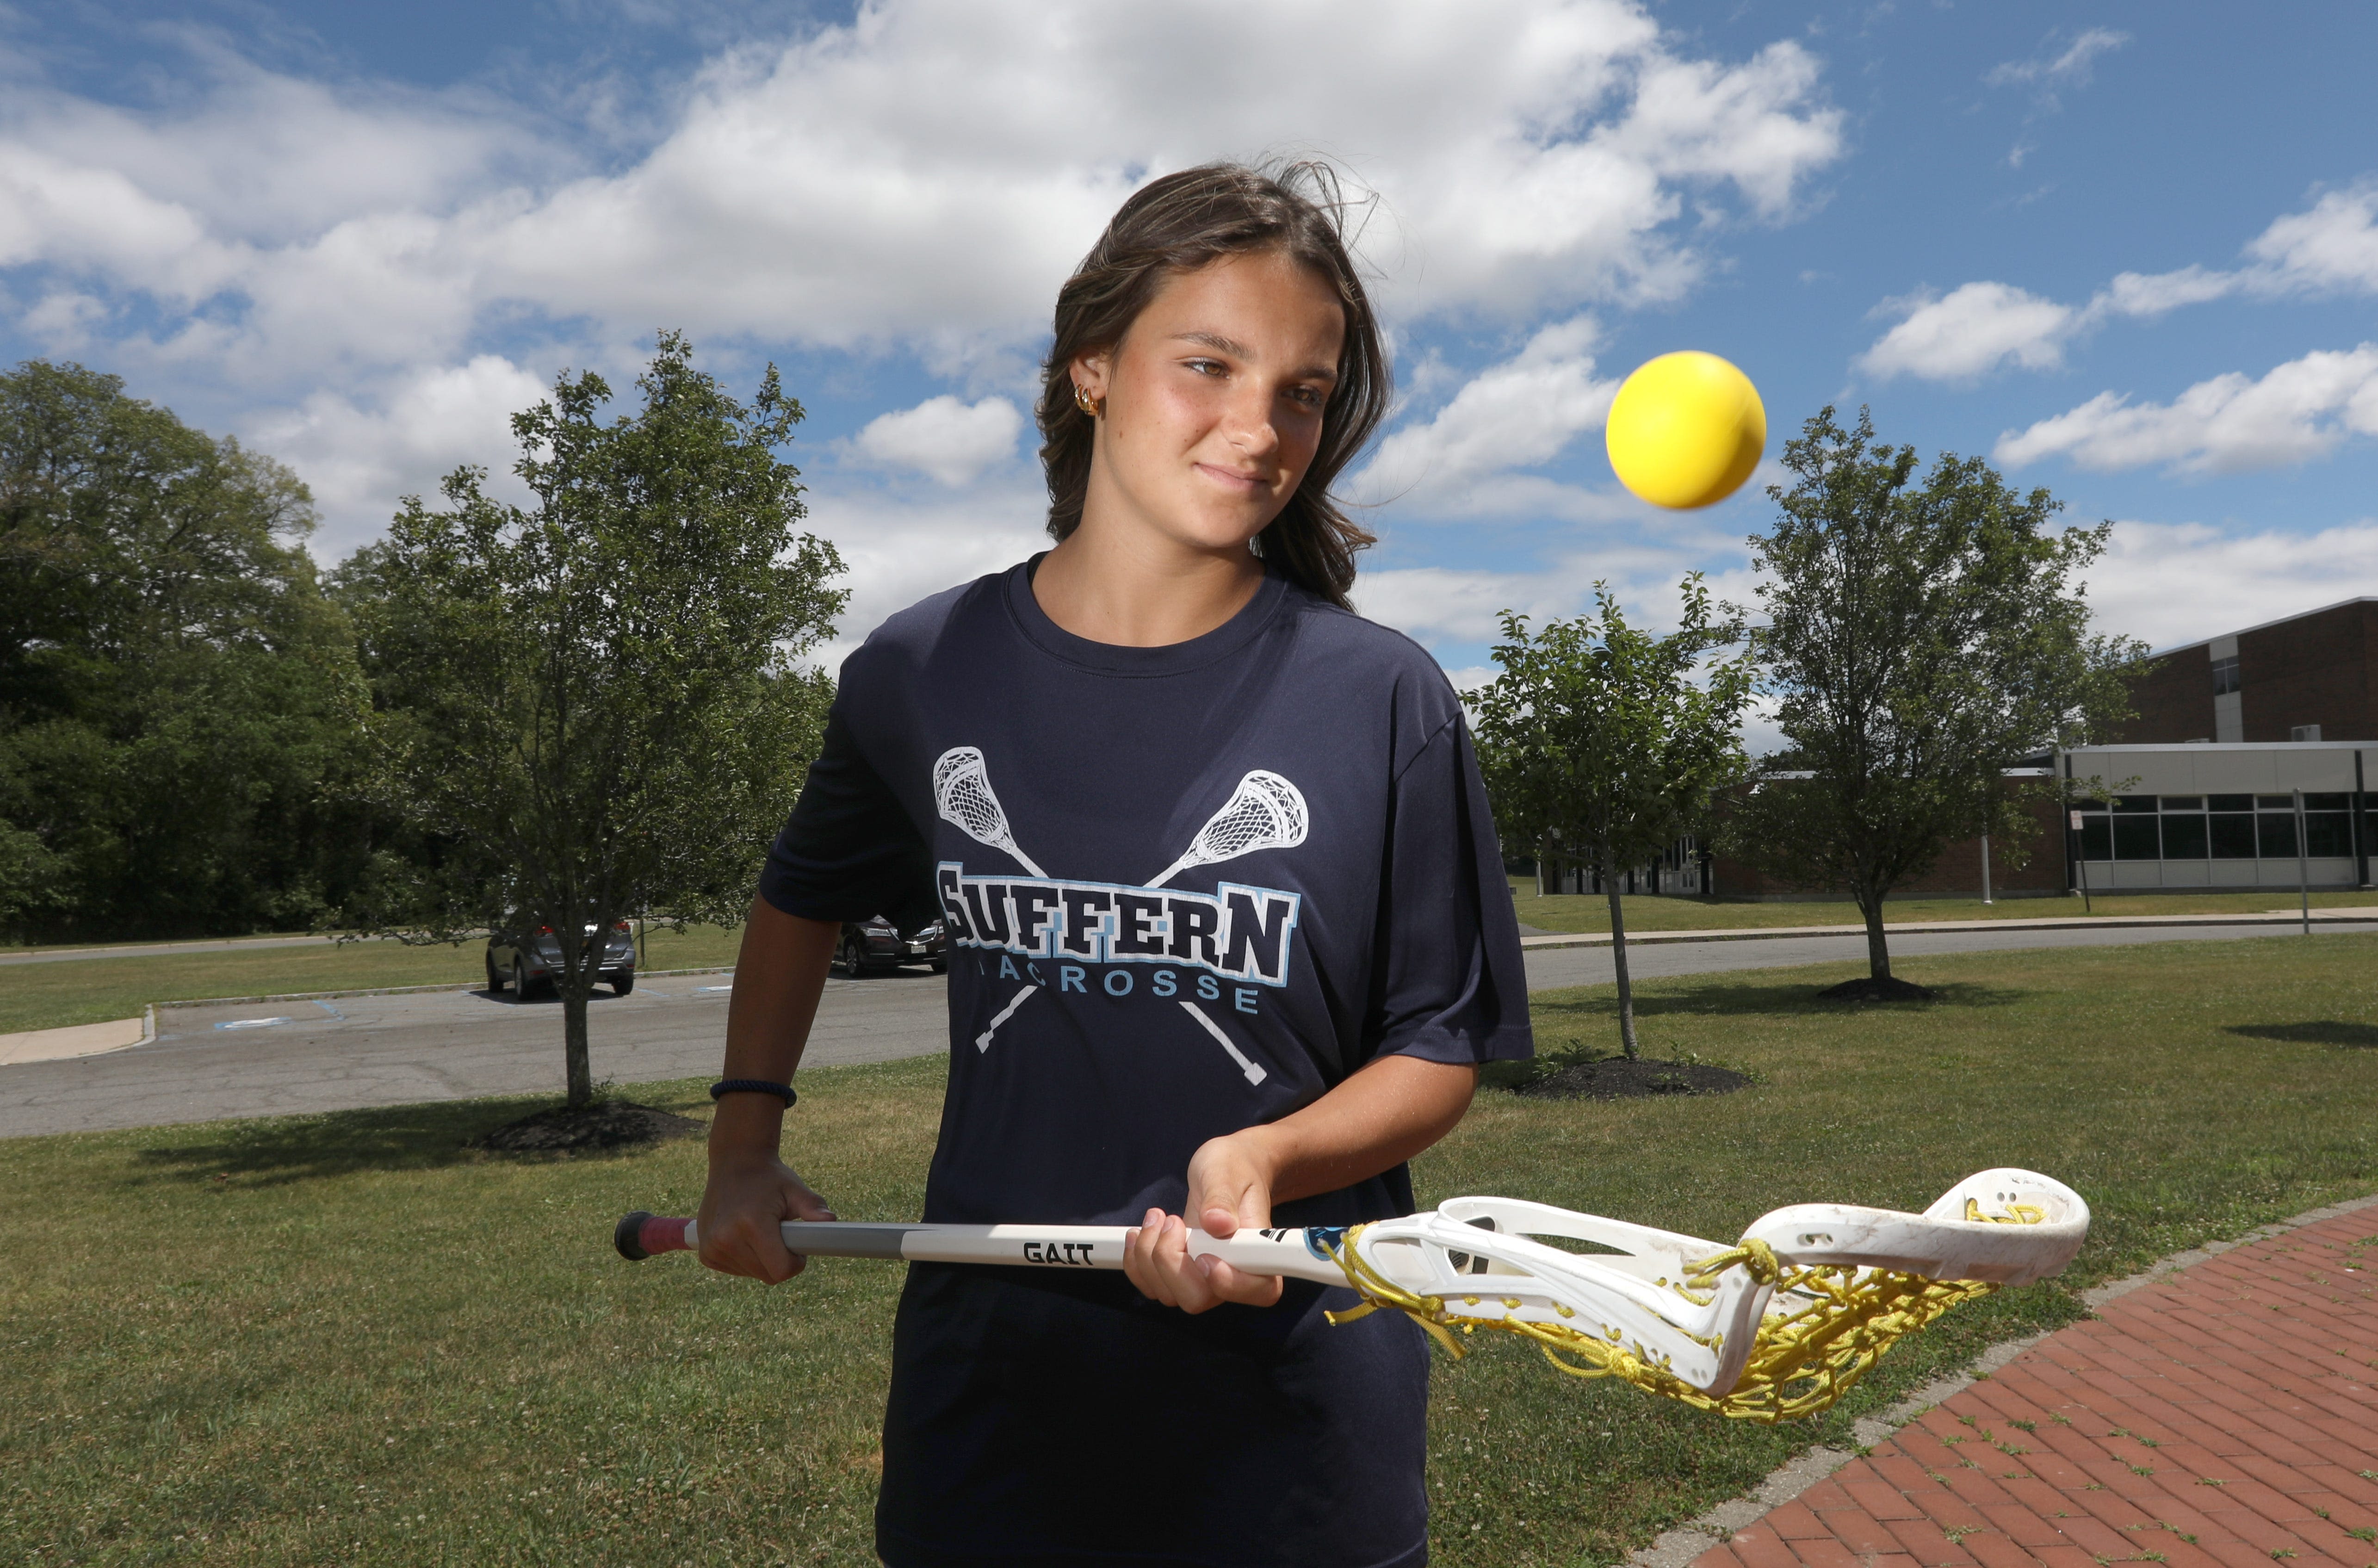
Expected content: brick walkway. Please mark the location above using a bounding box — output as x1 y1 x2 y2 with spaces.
1695 1205 2378 1568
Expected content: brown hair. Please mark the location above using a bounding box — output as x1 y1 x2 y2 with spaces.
1036 161 1389 609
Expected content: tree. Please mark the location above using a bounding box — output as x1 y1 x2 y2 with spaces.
1473 578 1754 1060
0 360 370 942
1722 407 2144 997
340 332 844 1108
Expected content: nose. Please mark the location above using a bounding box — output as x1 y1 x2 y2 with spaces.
1224 380 1282 463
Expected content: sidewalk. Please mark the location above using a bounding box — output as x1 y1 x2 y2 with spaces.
1694 1201 2378 1568
1520 908 2378 950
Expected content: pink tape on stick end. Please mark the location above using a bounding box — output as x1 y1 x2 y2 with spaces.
614 1211 693 1260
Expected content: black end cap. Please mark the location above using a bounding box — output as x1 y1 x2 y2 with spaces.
615 1210 656 1261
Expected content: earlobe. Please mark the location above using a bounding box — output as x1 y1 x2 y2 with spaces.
1072 353 1109 419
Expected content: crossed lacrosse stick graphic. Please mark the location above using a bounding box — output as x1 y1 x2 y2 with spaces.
931 747 1307 1085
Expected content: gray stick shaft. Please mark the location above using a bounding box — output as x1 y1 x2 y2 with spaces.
679 1218 1349 1284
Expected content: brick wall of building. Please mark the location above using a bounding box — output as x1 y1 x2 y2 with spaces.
2114 598 2378 744
1706 790 2068 901
2113 646 2217 744
2237 598 2377 741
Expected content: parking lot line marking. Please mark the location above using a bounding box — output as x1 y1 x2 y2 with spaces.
215 1017 292 1031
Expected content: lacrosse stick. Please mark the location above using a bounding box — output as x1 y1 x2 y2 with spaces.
1147 771 1307 888
617 1167 2086 1423
933 747 1046 879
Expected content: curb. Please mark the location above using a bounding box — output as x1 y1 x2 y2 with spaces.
1622 1187 2378 1568
154 967 739 1012
1522 909 2378 951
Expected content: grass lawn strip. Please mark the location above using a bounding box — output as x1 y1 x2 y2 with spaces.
0 924 749 1036
3 934 2374 1566
1509 880 2378 936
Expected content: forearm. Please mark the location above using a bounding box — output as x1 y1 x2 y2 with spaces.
709 896 840 1157
1240 1054 1478 1208
698 897 841 1283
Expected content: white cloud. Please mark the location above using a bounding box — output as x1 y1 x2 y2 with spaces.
2243 182 2378 295
1 0 1845 388
1358 316 1620 510
1858 282 2080 381
252 355 553 554
1984 28 2130 97
849 395 1024 488
799 476 1050 674
1353 566 1570 648
1994 344 2378 475
2083 519 2378 653
1855 180 2378 387
2098 265 2237 318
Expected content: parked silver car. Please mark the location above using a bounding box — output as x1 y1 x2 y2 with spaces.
486 919 638 996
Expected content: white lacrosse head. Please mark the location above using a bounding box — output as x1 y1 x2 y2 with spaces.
931 747 1045 878
1149 771 1307 886
1335 1169 2090 1397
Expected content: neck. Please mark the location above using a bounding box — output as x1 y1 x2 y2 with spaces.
1032 522 1266 648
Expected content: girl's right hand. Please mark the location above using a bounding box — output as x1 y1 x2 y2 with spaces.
696 1151 836 1284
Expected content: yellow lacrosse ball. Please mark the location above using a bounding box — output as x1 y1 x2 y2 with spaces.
1605 351 1766 509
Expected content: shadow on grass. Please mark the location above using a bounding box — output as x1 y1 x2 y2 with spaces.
1531 979 2031 1022
129 1090 706 1187
2223 1021 2378 1049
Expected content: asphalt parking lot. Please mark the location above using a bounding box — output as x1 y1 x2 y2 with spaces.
3 920 2367 1139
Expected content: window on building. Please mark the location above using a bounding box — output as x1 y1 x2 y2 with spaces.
2077 814 2111 861
2306 793 2349 810
2305 811 2354 857
2211 655 2241 695
2257 810 2299 858
2207 793 2253 811
2290 724 2322 742
2160 796 2204 811
2160 813 2209 858
2112 815 2161 859
2255 795 2294 809
2209 810 2258 858
2113 794 2157 812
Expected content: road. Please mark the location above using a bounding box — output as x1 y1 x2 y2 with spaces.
2 921 2367 1140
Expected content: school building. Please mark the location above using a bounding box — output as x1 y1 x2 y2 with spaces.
1687 597 2378 900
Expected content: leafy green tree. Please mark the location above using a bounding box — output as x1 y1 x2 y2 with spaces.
0 360 369 941
340 333 843 1108
1473 578 1754 1059
1722 407 2144 994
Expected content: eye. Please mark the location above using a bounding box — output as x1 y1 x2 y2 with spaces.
1286 385 1328 410
1183 358 1227 377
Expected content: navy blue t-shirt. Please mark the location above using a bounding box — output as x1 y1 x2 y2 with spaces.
760 557 1532 1568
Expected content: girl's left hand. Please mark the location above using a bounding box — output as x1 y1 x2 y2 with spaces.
1121 1129 1286 1313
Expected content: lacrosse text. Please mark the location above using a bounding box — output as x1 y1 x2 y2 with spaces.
1020 1240 1098 1267
937 862 1301 987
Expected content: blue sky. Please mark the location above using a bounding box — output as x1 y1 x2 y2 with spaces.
6 0 2376 690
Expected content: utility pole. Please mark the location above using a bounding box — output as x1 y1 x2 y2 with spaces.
2295 788 2311 936
1980 832 1994 905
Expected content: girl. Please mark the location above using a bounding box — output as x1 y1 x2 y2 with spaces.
699 162 1532 1568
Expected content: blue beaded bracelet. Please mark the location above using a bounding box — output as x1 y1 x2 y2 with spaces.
709 1078 797 1106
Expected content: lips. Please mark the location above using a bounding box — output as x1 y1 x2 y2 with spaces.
1195 462 1270 493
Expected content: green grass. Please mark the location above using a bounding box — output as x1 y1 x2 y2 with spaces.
4 935 2376 1566
0 925 749 1036
1510 877 2378 935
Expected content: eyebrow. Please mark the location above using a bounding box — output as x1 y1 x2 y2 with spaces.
1170 330 1338 382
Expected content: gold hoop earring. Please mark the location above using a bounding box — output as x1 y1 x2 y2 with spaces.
1074 383 1101 417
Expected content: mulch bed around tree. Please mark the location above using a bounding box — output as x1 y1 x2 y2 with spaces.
1517 1056 1751 1101
471 1101 705 1153
1816 975 1937 1002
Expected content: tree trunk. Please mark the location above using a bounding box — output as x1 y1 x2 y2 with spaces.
1858 890 1892 981
559 924 594 1108
563 984 594 1107
1604 843 1640 1061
